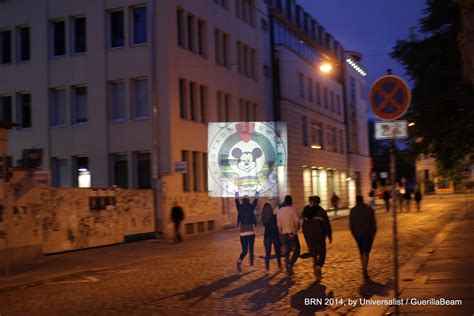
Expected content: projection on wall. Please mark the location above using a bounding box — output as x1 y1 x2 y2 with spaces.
208 122 287 197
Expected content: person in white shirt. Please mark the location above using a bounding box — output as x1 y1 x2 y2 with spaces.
276 195 300 275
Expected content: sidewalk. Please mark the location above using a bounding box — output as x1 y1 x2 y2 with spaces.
0 204 368 293
356 204 474 315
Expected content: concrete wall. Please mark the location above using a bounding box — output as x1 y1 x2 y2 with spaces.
0 173 154 256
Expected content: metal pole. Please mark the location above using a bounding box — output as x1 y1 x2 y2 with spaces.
2 154 9 276
390 140 399 315
149 0 163 237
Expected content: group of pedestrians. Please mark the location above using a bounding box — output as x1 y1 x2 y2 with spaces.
382 187 423 212
235 192 378 281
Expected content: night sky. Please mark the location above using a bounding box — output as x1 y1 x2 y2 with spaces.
298 0 427 88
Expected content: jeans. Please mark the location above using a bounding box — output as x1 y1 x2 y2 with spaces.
280 234 300 266
239 235 255 264
264 237 281 267
309 242 326 267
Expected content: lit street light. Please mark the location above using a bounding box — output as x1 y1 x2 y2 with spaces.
319 62 333 73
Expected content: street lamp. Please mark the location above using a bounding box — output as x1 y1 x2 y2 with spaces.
319 62 333 74
408 122 415 127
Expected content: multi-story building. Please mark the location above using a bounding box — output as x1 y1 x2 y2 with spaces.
0 0 371 236
0 0 272 236
266 0 370 210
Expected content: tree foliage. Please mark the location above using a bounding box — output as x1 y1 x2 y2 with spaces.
391 0 474 171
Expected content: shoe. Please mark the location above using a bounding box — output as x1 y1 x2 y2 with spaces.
237 260 242 272
286 263 294 275
314 265 322 282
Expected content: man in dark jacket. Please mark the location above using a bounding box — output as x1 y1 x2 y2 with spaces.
350 195 377 279
302 195 332 282
171 202 185 242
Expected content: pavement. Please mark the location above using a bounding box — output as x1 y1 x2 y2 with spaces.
0 195 472 315
0 205 353 293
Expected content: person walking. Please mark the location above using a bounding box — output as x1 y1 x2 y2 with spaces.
404 189 412 212
235 191 259 272
396 187 405 212
302 196 332 282
171 202 185 242
276 195 300 276
383 189 391 212
331 193 340 216
414 189 422 212
350 195 377 279
369 190 376 208
261 202 281 271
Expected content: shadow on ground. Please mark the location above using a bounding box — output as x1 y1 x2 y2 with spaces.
290 282 333 315
223 273 295 312
358 277 392 299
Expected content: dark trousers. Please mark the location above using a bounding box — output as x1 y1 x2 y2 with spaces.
174 220 182 241
264 237 281 267
239 235 255 264
309 242 326 267
384 200 390 212
280 234 300 266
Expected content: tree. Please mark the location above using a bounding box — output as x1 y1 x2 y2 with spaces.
391 0 474 172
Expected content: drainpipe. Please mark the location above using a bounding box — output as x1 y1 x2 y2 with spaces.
269 14 281 122
149 0 163 237
341 53 352 207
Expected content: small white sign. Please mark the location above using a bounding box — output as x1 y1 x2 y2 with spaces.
375 120 408 140
174 161 188 174
380 172 388 179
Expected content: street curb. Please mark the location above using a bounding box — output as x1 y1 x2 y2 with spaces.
353 207 465 316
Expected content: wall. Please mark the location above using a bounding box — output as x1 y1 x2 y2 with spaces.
0 173 154 255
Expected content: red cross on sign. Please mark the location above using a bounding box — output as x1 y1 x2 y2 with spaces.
370 75 411 121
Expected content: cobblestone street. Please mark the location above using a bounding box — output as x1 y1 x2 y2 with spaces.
0 196 467 315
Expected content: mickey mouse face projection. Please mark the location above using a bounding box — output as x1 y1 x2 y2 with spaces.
208 122 288 197
232 147 263 173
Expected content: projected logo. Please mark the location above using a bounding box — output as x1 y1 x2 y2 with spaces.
208 122 287 197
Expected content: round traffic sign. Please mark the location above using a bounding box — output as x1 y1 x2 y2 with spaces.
370 75 411 121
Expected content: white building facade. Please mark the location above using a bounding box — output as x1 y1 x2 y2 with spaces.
0 0 272 237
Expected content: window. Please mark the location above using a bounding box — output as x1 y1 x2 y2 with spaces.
192 151 200 191
72 86 87 123
252 103 258 121
189 81 197 121
108 81 126 121
214 0 228 9
217 91 230 121
52 158 69 187
17 26 30 61
298 72 304 98
243 45 249 76
179 78 188 119
112 153 128 188
250 49 256 79
237 41 242 73
17 93 31 128
0 96 12 122
199 85 207 123
182 150 190 191
202 153 208 191
336 95 341 115
307 78 313 102
132 79 149 118
349 76 357 106
109 11 124 48
315 82 321 105
311 120 324 149
132 7 147 44
50 88 67 126
177 8 185 48
236 0 255 27
0 30 12 64
214 29 229 67
323 86 328 109
330 90 334 112
72 17 86 53
302 116 308 146
187 14 195 52
51 20 66 56
326 126 337 152
338 130 344 154
197 20 206 56
74 156 90 188
135 152 151 188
